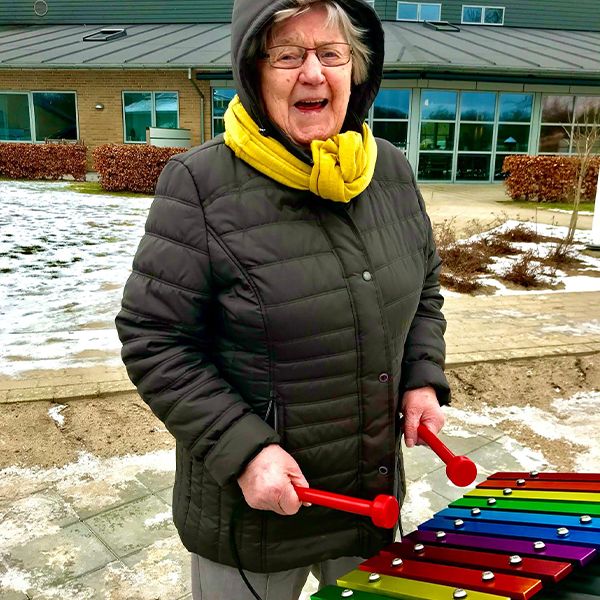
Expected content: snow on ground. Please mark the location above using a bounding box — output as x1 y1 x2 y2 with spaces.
444 391 600 473
454 219 600 296
0 180 152 375
1 183 598 374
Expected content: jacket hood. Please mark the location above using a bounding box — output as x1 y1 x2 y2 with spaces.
230 0 384 157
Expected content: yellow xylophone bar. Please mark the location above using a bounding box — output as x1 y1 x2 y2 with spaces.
466 488 600 503
337 569 511 600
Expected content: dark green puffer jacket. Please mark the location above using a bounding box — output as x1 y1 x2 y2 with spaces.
116 0 449 573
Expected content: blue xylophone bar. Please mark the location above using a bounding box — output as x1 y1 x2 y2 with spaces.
420 516 600 548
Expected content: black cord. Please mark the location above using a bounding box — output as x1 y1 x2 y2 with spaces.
229 500 265 600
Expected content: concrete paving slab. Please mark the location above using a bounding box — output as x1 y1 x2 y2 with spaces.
120 534 192 597
42 535 193 600
437 430 497 456
55 475 151 520
400 484 453 535
136 467 175 493
0 490 80 535
416 466 482 504
3 521 116 594
467 435 553 474
402 444 442 479
84 495 176 559
443 418 505 445
155 485 174 506
0 589 27 600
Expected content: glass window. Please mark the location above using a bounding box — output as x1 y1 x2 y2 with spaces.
374 90 410 120
494 155 510 180
456 154 491 180
458 123 494 151
0 93 31 141
460 91 495 122
574 96 600 124
32 92 77 141
497 124 530 152
462 6 482 23
155 92 178 128
421 90 457 121
462 6 505 25
397 2 418 20
420 4 441 20
542 96 574 124
373 121 408 150
484 7 504 24
420 122 455 150
124 92 152 142
397 2 440 21
499 93 532 122
123 91 178 143
572 127 600 154
418 153 453 180
212 88 236 136
539 125 571 153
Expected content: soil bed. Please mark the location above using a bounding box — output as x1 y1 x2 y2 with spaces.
0 354 598 471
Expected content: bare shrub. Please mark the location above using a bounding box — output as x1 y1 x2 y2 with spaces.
495 223 542 244
544 241 580 268
501 252 543 287
439 272 482 294
474 235 518 257
434 219 491 293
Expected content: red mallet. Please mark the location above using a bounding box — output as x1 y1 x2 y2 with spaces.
293 486 399 529
417 424 477 487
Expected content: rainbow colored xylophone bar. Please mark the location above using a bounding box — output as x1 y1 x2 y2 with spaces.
311 471 600 600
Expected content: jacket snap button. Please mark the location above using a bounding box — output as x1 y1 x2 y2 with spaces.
379 373 389 383
378 466 389 475
362 270 372 281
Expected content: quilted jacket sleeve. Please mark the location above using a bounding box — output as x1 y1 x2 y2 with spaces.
399 179 451 405
115 157 280 486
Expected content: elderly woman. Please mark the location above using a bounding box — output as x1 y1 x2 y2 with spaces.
116 0 450 598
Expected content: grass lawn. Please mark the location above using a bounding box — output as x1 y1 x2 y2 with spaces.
66 181 151 197
496 200 595 212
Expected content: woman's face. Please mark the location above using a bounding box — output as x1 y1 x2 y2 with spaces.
258 5 353 147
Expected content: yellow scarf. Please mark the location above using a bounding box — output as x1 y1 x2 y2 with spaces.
223 95 377 203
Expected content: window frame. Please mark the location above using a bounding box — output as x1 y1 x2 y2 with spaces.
396 2 442 22
461 5 505 25
122 90 180 144
0 90 79 143
368 88 412 153
539 94 600 156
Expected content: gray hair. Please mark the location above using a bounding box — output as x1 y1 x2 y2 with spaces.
249 0 371 85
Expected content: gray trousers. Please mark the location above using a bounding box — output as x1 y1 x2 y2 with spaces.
191 553 362 600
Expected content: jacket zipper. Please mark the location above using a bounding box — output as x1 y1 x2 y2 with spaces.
264 391 279 433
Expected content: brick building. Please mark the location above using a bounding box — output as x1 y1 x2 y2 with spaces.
1 0 599 180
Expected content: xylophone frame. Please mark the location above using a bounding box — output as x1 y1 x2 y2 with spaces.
311 471 600 600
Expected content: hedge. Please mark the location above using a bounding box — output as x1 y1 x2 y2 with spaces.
0 142 87 181
92 144 188 194
503 155 599 202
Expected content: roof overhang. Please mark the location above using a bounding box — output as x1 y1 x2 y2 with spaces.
0 22 599 86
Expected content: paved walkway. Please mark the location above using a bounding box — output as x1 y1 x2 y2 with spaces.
2 290 598 404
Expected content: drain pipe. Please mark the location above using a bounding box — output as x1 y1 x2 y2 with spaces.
188 68 205 145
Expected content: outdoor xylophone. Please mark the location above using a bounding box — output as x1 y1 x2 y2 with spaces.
311 470 600 600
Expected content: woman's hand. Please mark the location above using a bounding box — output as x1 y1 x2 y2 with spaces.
237 444 310 515
401 386 445 448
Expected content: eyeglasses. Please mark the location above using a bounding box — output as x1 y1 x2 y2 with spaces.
263 43 352 69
